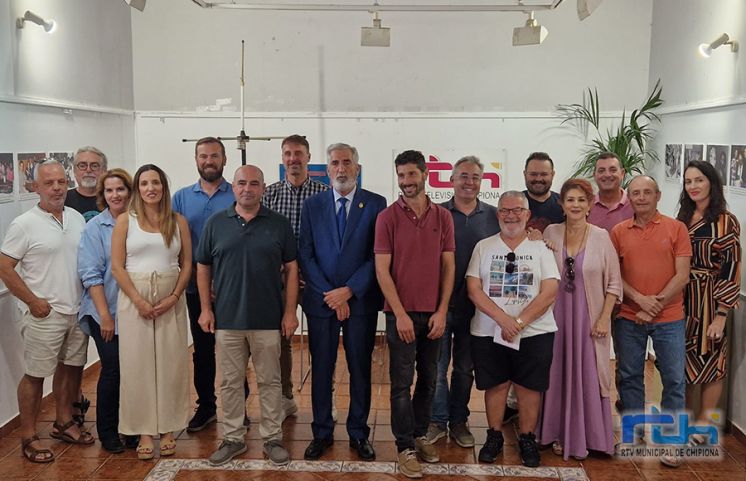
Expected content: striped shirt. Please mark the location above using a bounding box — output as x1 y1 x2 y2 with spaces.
262 176 329 239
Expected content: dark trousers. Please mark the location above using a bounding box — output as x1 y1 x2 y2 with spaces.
186 293 249 411
87 316 120 442
386 312 441 451
431 310 474 426
308 312 377 440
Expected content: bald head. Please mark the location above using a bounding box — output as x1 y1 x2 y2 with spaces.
627 175 661 218
627 175 659 193
234 164 264 184
232 164 265 212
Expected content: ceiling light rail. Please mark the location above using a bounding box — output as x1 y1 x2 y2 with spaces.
190 0 565 12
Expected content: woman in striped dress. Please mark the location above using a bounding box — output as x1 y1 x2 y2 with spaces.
677 160 741 437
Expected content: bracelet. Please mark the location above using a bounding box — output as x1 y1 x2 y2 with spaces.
170 292 180 300
515 318 526 330
716 310 727 317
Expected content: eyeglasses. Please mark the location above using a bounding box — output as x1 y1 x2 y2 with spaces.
506 251 517 274
498 207 526 216
75 162 102 172
564 256 575 292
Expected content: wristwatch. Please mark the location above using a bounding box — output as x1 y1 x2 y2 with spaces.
515 318 526 330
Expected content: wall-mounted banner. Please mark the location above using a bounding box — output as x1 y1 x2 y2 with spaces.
279 163 363 188
391 150 505 202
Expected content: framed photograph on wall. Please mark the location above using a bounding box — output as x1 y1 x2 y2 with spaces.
705 144 730 185
729 145 746 191
49 152 76 188
664 144 683 182
684 144 704 163
0 153 14 203
18 152 46 199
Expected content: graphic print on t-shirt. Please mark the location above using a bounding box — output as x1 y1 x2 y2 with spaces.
488 254 535 306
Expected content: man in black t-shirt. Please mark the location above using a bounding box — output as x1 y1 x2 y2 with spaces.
65 146 107 222
522 152 563 233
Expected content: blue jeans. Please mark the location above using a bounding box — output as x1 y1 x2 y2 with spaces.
613 318 686 413
431 311 474 427
386 312 441 451
86 316 120 443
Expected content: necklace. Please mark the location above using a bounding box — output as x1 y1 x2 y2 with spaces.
563 223 589 293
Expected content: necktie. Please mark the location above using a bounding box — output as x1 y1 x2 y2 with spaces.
337 197 348 245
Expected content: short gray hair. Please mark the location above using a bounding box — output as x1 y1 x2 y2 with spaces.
33 159 64 181
326 143 359 165
498 190 529 209
74 146 108 169
453 155 484 173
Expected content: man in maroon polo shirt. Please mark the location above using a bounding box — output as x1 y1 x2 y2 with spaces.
374 150 455 479
588 152 634 233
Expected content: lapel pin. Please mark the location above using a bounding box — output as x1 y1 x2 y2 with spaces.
359 202 364 208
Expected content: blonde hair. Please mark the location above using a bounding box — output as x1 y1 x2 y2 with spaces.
130 164 178 248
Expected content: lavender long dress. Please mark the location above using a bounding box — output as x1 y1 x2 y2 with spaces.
537 249 614 459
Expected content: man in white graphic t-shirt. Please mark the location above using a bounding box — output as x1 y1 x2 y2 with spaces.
466 190 559 468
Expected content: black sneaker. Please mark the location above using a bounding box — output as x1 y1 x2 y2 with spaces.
187 407 217 432
518 432 541 468
478 429 504 463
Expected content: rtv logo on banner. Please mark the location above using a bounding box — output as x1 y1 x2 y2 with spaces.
391 150 505 201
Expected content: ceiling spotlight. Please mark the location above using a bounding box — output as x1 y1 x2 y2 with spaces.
16 10 56 33
361 11 390 47
699 33 738 57
123 0 146 12
577 0 602 21
512 11 547 46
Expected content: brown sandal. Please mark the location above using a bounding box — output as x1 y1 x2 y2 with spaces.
21 435 55 463
50 420 95 445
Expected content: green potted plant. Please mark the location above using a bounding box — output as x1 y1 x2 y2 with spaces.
556 79 663 186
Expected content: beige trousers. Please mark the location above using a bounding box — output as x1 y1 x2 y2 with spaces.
118 271 190 436
217 329 282 443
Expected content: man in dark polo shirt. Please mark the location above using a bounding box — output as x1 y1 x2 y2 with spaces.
196 165 299 467
523 152 563 233
427 155 500 449
375 150 455 479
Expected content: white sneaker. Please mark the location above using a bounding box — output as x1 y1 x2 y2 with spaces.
282 396 298 421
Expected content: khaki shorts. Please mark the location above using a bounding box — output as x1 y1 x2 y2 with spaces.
20 310 89 378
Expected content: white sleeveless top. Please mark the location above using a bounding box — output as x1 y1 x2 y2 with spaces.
125 213 181 272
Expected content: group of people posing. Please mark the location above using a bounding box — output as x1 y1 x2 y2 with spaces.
0 137 738 478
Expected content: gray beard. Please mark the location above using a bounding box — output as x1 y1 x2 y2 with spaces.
79 178 97 189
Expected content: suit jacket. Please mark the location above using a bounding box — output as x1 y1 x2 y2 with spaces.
299 188 387 317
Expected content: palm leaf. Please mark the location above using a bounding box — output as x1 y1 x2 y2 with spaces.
556 79 664 185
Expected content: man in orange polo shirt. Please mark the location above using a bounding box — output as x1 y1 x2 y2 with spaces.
610 175 691 467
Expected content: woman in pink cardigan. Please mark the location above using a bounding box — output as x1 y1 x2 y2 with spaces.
537 178 622 460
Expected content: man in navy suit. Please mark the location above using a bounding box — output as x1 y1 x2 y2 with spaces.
298 143 387 461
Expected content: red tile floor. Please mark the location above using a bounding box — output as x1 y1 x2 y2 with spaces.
0 338 744 480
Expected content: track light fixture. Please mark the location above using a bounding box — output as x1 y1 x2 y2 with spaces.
512 11 547 46
123 0 147 12
361 11 390 47
16 10 56 33
698 33 738 57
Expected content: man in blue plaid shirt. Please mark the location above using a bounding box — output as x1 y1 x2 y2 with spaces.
263 135 329 419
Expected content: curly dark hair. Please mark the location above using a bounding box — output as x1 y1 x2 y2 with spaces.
676 160 727 225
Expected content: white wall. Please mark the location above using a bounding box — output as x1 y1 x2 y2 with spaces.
131 0 652 113
648 0 746 433
0 0 135 427
135 112 603 197
649 0 746 108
